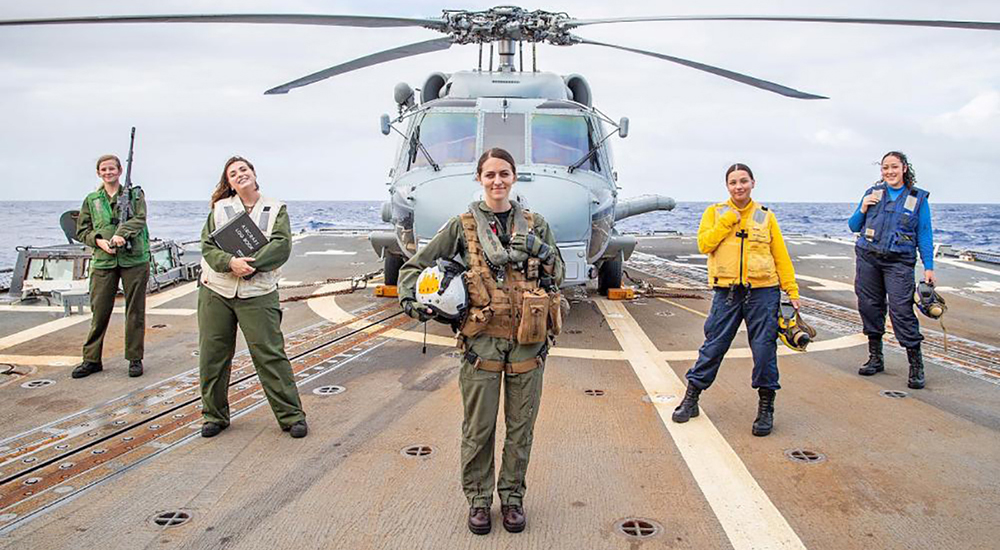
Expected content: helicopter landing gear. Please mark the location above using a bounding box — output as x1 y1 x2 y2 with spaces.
383 253 405 286
597 253 623 296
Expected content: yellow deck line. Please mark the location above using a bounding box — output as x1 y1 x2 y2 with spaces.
597 299 807 550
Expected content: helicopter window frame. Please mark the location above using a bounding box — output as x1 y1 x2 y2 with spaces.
529 112 603 173
481 112 527 166
402 110 479 172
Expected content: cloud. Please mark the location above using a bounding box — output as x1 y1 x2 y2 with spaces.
923 91 1000 138
809 128 869 148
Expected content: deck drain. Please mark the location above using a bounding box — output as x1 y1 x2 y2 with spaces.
785 449 826 464
401 445 434 458
615 518 662 539
149 424 161 430
122 436 134 442
173 414 185 419
113 420 127 426
584 389 605 397
313 385 346 396
152 511 192 528
655 311 675 317
58 462 74 470
151 324 168 329
20 379 56 389
191 351 199 357
22 457 37 464
92 449 106 455
566 329 583 335
23 478 41 486
880 390 908 399
55 444 70 450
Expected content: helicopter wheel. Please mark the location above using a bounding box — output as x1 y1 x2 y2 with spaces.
597 253 623 296
384 253 405 286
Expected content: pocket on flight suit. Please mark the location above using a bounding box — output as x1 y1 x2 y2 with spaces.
517 289 549 344
547 291 565 336
464 270 492 308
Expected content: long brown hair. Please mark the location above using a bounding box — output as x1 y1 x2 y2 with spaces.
210 156 258 206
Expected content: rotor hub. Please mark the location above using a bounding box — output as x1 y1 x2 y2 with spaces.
440 7 576 46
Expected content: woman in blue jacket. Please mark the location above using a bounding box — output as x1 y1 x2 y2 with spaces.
849 151 934 389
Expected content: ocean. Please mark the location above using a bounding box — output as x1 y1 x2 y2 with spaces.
2 200 998 269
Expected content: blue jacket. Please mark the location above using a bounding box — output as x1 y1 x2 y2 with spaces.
850 183 933 268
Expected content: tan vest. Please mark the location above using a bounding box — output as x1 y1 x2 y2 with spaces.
706 202 779 288
200 194 284 299
458 211 562 343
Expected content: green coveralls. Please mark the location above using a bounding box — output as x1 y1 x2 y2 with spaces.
198 205 305 429
398 202 564 508
76 185 150 363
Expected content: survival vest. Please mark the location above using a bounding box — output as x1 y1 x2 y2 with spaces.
84 186 150 270
458 207 562 349
706 202 779 289
855 183 928 262
200 194 284 299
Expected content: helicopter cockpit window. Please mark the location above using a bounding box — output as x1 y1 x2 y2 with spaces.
531 115 599 172
482 113 525 165
408 112 477 170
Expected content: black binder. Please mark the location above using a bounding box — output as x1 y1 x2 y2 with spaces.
210 210 268 257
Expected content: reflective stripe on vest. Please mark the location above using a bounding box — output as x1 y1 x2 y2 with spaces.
200 194 284 299
855 184 927 260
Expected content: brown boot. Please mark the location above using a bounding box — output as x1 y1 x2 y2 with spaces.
468 506 491 535
501 504 526 533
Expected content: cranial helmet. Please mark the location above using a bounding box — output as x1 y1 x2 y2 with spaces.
914 282 946 319
777 302 816 352
416 258 468 323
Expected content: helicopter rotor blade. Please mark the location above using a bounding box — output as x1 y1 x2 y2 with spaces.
574 37 827 100
566 15 1000 32
0 13 446 30
264 37 453 95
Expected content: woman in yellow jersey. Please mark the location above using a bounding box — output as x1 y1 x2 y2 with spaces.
671 163 800 436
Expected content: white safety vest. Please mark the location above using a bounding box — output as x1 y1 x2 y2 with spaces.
200 194 284 299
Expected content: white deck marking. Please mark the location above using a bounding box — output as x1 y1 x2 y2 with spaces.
597 299 807 550
303 249 357 256
0 305 193 315
796 254 850 260
0 355 78 366
795 274 854 291
936 257 1000 277
0 282 198 352
660 333 867 361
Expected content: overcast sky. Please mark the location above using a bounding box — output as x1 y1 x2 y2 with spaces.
1 0 999 204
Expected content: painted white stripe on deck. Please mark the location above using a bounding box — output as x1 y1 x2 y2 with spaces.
0 355 79 366
0 282 198 352
795 274 854 291
597 299 806 550
936 257 1000 277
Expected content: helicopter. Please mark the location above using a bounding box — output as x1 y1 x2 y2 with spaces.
3 7 999 292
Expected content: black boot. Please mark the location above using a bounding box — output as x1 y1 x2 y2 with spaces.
858 336 884 376
907 345 925 389
752 389 776 437
671 384 701 423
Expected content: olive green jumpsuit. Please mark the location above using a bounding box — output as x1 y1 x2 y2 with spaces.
198 205 305 429
76 185 150 364
398 202 564 509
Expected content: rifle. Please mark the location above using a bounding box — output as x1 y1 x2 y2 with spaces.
113 127 137 252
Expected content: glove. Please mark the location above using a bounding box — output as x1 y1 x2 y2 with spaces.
510 233 551 261
401 298 434 322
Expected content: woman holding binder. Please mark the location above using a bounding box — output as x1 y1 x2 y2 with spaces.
197 156 307 439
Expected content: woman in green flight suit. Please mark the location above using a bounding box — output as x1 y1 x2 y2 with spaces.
73 154 150 379
197 156 307 439
398 148 565 536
